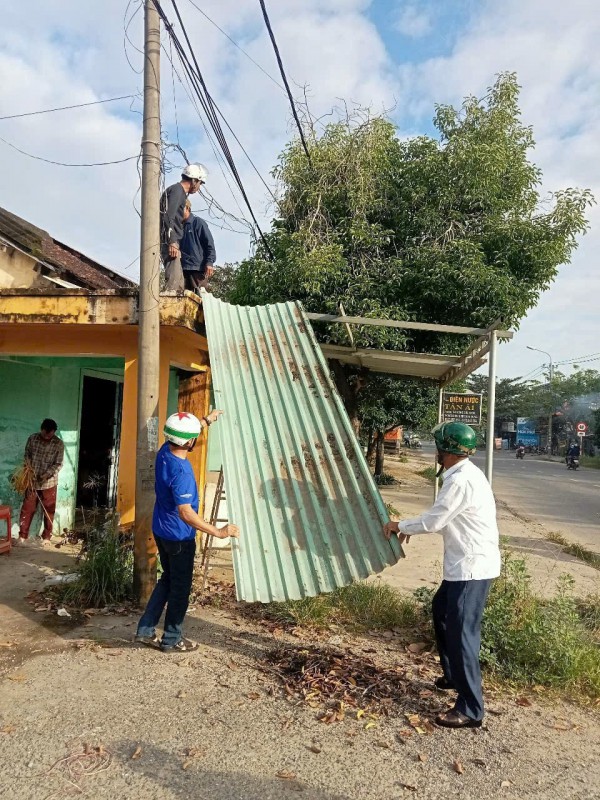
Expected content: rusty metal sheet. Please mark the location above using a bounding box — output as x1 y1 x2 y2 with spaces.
202 294 403 603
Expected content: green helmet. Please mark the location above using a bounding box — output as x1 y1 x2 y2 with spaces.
432 422 477 456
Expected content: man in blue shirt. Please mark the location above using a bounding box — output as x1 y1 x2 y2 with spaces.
180 200 217 293
136 410 239 652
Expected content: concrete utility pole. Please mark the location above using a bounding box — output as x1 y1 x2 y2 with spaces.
485 330 497 485
134 0 162 604
527 346 554 454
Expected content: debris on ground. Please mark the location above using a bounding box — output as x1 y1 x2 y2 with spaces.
190 576 236 606
262 645 445 721
43 742 112 792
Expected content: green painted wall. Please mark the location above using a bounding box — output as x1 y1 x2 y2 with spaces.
168 369 179 416
0 356 124 538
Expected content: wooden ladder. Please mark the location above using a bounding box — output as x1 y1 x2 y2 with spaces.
199 466 228 594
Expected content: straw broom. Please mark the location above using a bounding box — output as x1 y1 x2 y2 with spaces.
10 462 36 495
10 462 55 531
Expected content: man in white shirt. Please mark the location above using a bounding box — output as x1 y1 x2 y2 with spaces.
384 421 500 729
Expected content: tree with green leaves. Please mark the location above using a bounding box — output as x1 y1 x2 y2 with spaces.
469 369 600 449
230 73 592 471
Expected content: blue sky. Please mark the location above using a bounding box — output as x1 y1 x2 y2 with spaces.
0 0 598 380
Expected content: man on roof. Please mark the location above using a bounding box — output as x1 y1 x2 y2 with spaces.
160 164 208 293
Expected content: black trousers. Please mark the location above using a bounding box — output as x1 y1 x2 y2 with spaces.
432 579 492 721
183 270 208 292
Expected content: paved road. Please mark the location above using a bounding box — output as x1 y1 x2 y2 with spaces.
473 449 600 553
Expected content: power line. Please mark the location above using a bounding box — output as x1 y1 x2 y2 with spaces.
154 0 274 257
555 351 600 366
123 0 144 74
0 135 140 167
0 94 138 121
257 0 312 165
161 42 250 223
184 0 285 92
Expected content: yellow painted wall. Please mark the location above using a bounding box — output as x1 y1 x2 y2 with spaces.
0 247 37 289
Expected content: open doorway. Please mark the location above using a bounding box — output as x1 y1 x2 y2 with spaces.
76 375 123 509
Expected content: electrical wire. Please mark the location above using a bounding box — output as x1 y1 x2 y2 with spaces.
123 0 144 74
168 37 180 144
154 0 274 257
555 351 600 366
0 135 140 167
0 95 138 121
184 0 285 92
161 41 251 223
257 0 312 165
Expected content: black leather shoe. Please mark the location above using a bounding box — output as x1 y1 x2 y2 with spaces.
435 709 482 728
434 676 455 691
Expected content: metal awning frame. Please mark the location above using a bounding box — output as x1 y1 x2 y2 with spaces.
306 312 513 489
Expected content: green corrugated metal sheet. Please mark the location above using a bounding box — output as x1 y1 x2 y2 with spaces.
203 294 403 603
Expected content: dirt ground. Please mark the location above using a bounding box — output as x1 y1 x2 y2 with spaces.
0 458 599 800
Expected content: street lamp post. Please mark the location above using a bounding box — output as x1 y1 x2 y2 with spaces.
527 346 554 454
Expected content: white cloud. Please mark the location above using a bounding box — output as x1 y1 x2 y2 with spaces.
0 0 598 379
0 0 395 276
394 5 432 38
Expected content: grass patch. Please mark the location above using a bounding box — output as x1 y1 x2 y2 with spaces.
417 466 437 483
265 582 421 631
257 554 600 701
480 553 600 699
581 455 600 469
385 502 400 518
545 531 600 570
374 472 397 486
58 518 133 607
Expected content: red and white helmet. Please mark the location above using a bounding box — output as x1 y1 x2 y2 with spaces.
163 412 202 447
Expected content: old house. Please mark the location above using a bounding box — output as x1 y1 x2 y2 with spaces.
0 208 211 537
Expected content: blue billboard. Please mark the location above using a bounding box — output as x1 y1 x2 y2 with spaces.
516 417 539 447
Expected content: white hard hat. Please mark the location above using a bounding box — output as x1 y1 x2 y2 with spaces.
182 163 208 182
164 412 202 447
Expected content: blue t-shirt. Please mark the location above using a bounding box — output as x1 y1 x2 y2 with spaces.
152 443 199 541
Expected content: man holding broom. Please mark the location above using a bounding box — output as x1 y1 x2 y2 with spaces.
15 419 64 546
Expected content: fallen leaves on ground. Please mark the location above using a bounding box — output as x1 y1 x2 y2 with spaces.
0 641 16 648
406 713 435 735
515 697 532 707
276 770 297 780
7 674 27 683
182 747 203 770
417 753 428 763
453 759 464 775
399 783 417 791
263 645 441 721
0 724 16 734
130 746 142 760
501 780 513 788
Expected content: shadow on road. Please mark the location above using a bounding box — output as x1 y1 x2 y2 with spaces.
114 740 352 800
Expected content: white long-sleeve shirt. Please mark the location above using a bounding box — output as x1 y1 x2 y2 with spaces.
399 459 500 582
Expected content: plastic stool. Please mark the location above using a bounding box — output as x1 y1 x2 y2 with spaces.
0 506 11 556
